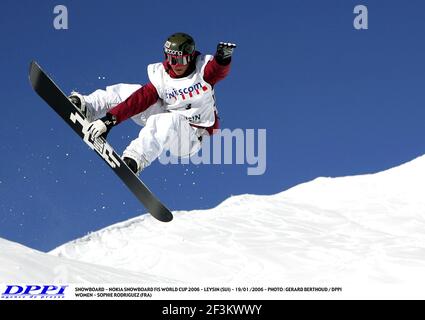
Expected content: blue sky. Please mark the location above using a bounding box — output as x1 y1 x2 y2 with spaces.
0 0 424 251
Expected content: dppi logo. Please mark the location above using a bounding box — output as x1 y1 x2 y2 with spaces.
2 285 68 299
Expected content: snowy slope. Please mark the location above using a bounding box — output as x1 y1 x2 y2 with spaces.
49 155 425 286
0 238 175 283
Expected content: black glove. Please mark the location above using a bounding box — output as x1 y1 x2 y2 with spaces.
215 42 237 65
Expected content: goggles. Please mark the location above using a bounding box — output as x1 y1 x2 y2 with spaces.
165 53 194 66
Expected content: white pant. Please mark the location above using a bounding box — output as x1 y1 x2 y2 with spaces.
82 83 142 121
123 112 203 168
81 84 203 168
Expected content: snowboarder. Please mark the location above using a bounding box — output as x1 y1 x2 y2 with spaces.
69 32 236 174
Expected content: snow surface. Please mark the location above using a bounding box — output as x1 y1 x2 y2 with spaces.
2 155 425 297
50 155 425 286
0 238 175 284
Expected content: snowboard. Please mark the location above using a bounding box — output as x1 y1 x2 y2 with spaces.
29 61 173 222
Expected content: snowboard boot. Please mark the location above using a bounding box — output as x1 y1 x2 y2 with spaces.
123 156 149 175
68 92 95 122
123 157 139 174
